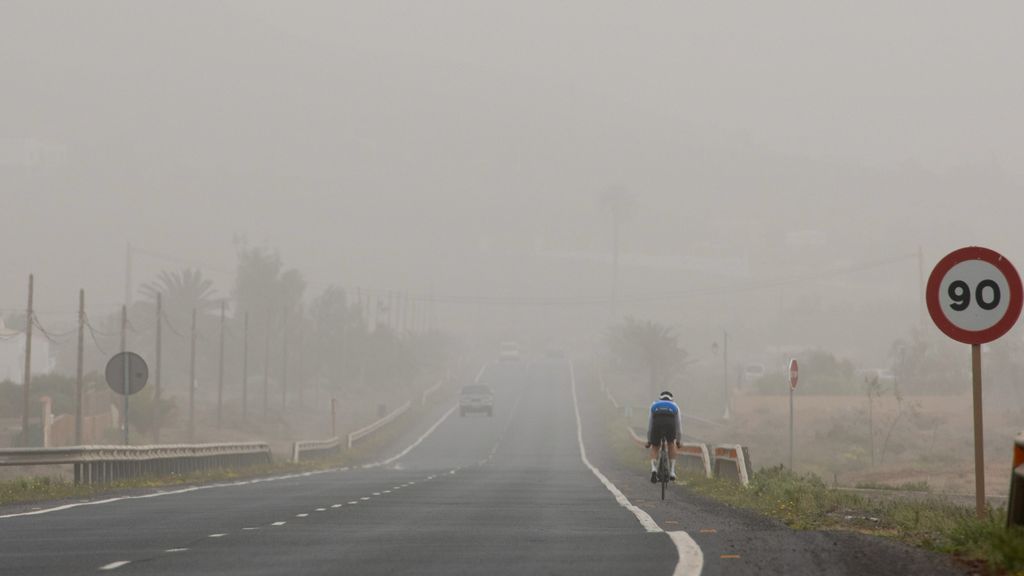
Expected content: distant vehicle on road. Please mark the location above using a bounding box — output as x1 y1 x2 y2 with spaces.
544 348 565 360
459 383 494 417
741 363 766 388
498 341 521 362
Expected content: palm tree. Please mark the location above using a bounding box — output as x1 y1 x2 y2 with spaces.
139 268 217 318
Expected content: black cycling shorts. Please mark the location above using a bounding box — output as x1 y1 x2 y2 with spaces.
648 414 678 445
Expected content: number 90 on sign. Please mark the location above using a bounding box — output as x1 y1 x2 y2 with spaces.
927 247 1023 345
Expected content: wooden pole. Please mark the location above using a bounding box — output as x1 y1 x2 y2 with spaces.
188 308 196 442
972 343 986 518
154 293 162 443
242 311 249 424
75 289 84 445
217 301 225 429
22 274 33 441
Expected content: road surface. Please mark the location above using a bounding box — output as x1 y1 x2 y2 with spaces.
0 360 966 575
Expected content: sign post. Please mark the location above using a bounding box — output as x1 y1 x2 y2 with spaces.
105 352 149 445
788 359 799 471
926 246 1023 518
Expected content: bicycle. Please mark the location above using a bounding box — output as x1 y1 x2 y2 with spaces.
656 438 670 500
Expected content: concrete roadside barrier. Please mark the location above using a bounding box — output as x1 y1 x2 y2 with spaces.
679 443 712 479
1007 434 1024 527
713 444 752 487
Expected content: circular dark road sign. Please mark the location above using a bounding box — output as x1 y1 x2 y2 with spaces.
926 246 1023 345
105 352 149 396
789 359 799 390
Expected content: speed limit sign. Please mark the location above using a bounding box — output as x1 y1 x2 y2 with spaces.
926 246 1022 344
926 245 1021 520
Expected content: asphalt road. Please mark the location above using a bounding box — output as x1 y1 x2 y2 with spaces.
0 360 971 575
0 361 683 575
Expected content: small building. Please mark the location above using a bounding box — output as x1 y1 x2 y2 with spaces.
0 319 55 384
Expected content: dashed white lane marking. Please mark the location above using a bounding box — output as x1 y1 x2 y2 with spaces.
360 497 370 501
315 508 326 512
165 548 189 553
296 513 309 518
243 527 260 531
382 490 391 494
99 561 131 570
271 521 286 526
568 360 704 576
331 504 343 508
348 501 359 505
392 486 401 490
372 492 381 496
208 533 227 538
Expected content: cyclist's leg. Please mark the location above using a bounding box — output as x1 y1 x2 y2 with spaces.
667 434 680 479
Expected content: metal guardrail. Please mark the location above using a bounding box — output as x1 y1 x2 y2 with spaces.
291 437 341 463
0 443 271 485
347 400 412 449
421 379 444 406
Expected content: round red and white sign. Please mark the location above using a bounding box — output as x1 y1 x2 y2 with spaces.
789 359 799 390
926 246 1023 345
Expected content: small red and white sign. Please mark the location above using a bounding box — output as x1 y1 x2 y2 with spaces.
789 359 799 390
926 246 1023 345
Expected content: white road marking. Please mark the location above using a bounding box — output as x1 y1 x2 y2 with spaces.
372 492 381 496
0 387 471 521
331 504 343 508
315 508 326 512
669 531 705 576
99 561 131 570
243 527 260 531
271 521 286 526
0 468 348 520
348 501 359 505
382 490 391 494
296 513 309 517
165 548 189 553
360 497 370 501
208 533 227 538
362 403 459 468
568 360 704 576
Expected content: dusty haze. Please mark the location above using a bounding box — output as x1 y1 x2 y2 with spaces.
3 1 1024 363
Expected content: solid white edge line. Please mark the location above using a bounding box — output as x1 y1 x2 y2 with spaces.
668 531 705 576
99 561 131 570
568 360 703 576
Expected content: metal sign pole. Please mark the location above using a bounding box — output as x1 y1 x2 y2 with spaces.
972 343 985 518
123 350 130 445
789 385 794 470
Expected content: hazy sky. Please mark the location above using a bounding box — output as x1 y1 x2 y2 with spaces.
2 1 1023 346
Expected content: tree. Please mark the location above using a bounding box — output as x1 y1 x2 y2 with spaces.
608 318 687 397
139 268 217 319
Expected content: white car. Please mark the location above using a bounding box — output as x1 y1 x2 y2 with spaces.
459 384 494 417
498 341 521 362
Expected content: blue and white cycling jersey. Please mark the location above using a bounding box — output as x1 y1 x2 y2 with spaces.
647 400 682 444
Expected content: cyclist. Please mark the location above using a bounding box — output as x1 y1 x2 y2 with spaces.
645 390 682 483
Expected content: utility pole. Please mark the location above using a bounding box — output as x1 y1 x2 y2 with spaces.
154 293 162 443
297 321 304 408
281 307 288 410
217 301 225 429
188 308 196 442
263 313 270 421
722 330 730 420
918 246 926 330
124 242 133 307
74 289 84 445
21 274 33 441
242 311 249 424
120 305 128 444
